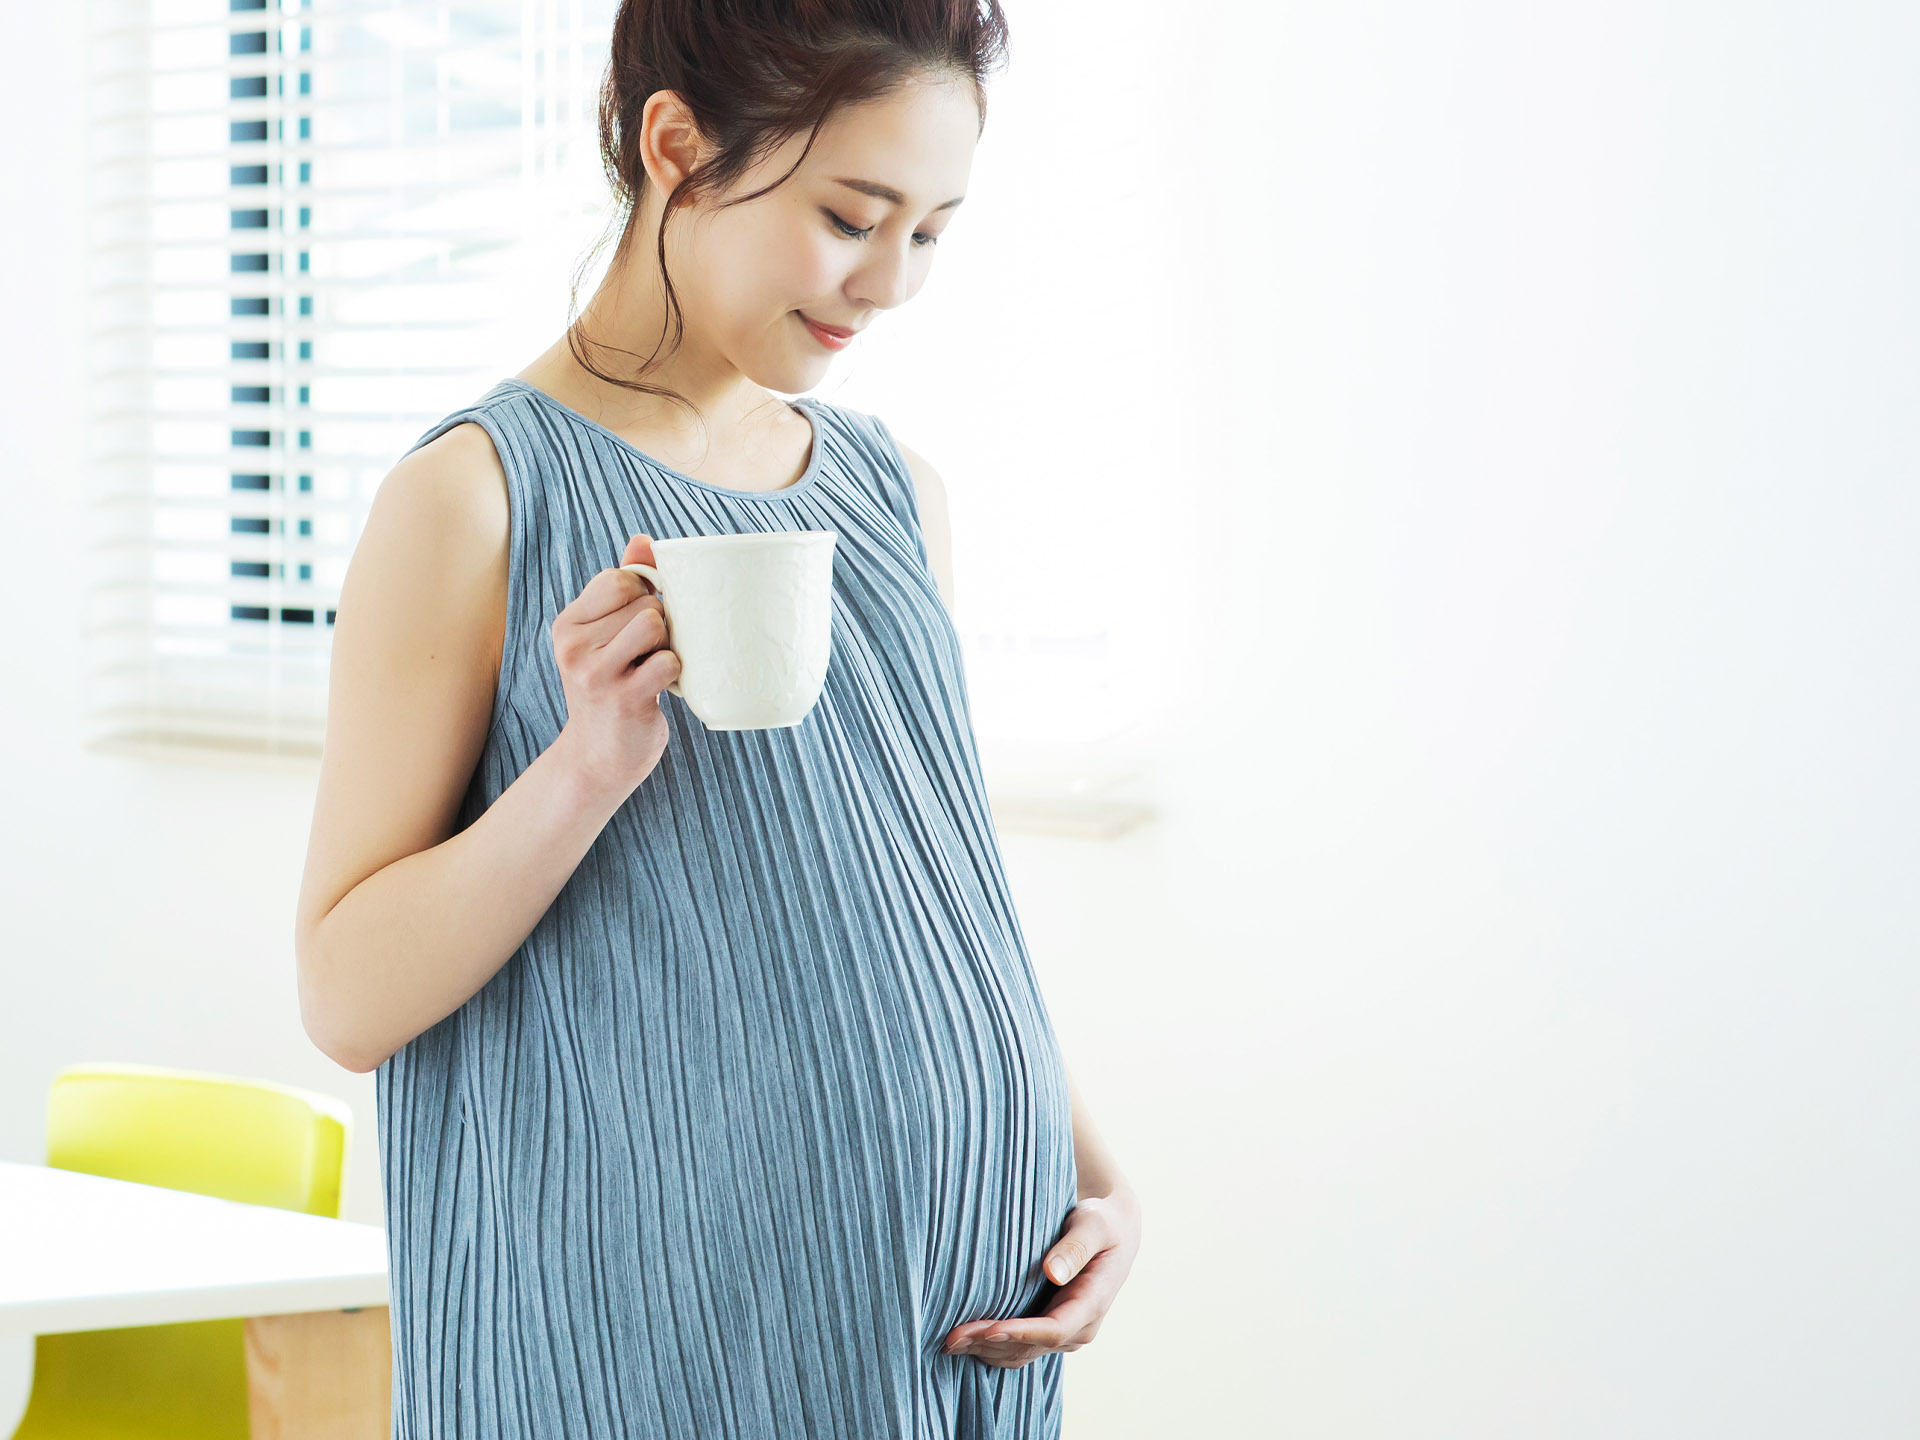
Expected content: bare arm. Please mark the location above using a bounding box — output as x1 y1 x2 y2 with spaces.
893 437 957 615
293 423 677 1073
1064 1062 1135 1202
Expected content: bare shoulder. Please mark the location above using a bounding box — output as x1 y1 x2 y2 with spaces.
889 437 957 615
379 420 509 549
351 419 511 650
295 420 510 953
336 418 510 681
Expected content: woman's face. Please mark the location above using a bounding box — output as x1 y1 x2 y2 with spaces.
659 70 981 393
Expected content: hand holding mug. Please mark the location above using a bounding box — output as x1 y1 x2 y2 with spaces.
551 532 684 795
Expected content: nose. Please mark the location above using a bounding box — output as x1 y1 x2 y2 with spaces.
846 240 918 314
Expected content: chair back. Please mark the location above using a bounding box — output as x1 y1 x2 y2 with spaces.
10 1062 353 1440
46 1061 350 1215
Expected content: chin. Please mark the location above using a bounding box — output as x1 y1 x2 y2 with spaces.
752 356 829 393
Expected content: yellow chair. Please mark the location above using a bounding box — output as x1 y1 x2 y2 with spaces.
10 1062 352 1440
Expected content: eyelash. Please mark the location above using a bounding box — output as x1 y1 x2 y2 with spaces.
827 212 939 248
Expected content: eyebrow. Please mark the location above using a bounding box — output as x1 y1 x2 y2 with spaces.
831 177 966 212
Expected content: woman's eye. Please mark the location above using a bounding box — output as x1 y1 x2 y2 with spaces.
826 212 939 248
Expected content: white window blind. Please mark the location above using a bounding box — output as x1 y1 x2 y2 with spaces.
86 0 1157 835
86 0 618 758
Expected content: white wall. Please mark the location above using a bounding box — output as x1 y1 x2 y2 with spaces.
5 3 1919 1438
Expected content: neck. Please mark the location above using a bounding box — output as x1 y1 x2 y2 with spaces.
518 230 780 445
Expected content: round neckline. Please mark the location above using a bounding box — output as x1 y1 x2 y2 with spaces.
499 376 825 502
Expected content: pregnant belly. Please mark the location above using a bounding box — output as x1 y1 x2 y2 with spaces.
895 957 1081 1340
469 916 1079 1381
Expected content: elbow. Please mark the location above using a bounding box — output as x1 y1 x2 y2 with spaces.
294 919 382 1074
319 1028 383 1075
307 1012 384 1076
300 992 377 1075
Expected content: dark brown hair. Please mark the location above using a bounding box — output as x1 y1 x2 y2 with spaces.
564 0 1012 418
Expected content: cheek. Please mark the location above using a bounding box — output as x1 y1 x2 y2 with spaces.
678 220 808 308
780 237 845 299
684 212 845 325
765 212 845 293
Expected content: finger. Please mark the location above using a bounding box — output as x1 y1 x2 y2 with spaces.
944 1317 1034 1357
557 565 654 630
565 575 663 655
970 1253 1120 1350
987 1298 1100 1350
949 1260 1105 1351
1041 1224 1096 1288
941 1320 1002 1353
961 1330 1057 1369
620 532 659 572
1043 1200 1121 1286
953 1325 1050 1358
969 1346 1047 1370
626 644 682 695
590 602 674 682
572 597 660 664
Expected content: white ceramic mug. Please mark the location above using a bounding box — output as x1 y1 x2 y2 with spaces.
621 531 838 730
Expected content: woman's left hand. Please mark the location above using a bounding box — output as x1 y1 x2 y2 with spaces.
939 1184 1142 1368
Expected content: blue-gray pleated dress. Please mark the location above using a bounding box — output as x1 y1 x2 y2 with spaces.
374 378 1080 1440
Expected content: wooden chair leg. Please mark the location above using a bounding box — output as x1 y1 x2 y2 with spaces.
244 1306 391 1439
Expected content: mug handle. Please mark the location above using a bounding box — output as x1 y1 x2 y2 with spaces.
619 563 682 697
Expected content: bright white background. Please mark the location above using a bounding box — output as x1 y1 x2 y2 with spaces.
5 2 1918 1436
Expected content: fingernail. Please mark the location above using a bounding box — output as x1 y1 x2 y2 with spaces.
985 1331 1010 1343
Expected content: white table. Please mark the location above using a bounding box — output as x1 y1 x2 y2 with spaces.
0 1160 391 1436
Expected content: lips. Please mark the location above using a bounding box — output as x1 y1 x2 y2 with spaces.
799 313 858 339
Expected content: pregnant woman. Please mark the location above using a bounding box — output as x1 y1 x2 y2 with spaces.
291 0 1140 1435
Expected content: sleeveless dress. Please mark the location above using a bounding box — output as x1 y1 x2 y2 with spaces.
373 378 1080 1440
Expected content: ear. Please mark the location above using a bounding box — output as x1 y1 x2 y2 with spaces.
637 89 712 200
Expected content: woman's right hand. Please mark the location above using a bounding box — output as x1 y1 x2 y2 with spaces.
551 532 682 797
